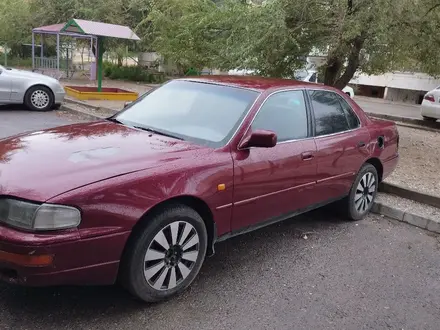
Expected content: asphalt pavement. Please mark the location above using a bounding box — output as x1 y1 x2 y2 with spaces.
0 105 85 138
0 106 439 330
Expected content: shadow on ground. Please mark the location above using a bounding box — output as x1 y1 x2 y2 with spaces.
0 208 345 327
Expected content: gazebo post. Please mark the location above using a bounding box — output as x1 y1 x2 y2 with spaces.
97 36 104 92
31 32 35 70
56 33 60 74
40 34 44 60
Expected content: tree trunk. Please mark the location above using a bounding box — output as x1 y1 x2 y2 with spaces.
117 55 123 67
333 36 365 90
323 55 343 86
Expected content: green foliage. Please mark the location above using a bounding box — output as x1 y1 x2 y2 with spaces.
0 53 33 68
0 0 33 47
2 0 440 87
103 62 165 83
146 0 440 88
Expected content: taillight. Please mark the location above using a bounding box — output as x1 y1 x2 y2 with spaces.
424 94 435 102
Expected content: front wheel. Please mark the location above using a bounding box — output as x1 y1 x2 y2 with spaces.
24 86 54 111
345 163 379 221
120 205 207 303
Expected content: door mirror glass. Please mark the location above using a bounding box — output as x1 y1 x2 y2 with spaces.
239 129 277 149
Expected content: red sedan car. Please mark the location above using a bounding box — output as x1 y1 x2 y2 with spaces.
0 76 399 302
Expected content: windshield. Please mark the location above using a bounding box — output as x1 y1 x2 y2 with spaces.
115 80 259 147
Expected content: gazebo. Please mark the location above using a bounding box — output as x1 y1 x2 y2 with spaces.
32 18 140 100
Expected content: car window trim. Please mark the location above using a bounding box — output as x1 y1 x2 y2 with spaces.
113 80 261 148
236 88 313 150
334 93 361 130
306 88 362 138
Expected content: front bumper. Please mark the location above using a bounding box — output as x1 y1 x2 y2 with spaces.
54 90 66 105
0 225 130 286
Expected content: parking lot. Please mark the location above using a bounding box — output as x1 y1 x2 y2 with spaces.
0 107 439 330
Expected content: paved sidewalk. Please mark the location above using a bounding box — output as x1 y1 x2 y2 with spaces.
354 96 423 120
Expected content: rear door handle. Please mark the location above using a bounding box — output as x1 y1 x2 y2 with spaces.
301 152 314 161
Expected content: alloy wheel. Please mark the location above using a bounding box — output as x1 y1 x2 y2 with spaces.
144 221 200 291
354 172 376 214
30 90 50 109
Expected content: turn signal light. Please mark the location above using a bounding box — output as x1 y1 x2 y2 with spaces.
0 250 53 267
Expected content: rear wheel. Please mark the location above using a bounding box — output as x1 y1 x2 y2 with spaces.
345 163 379 221
120 205 207 303
24 86 54 111
422 116 437 122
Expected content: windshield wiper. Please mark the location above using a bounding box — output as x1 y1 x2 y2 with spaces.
106 117 124 124
133 126 184 140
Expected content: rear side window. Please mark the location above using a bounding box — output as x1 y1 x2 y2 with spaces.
308 90 350 136
335 94 360 129
252 90 308 142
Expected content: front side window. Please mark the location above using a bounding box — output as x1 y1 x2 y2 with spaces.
251 90 308 142
309 90 351 136
115 80 259 147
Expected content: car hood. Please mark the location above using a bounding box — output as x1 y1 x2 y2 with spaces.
0 121 203 201
5 67 59 83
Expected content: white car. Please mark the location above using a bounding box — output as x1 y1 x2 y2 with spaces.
297 70 355 98
420 87 440 122
0 65 65 111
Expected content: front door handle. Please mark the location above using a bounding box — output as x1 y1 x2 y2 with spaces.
357 141 366 148
301 152 314 161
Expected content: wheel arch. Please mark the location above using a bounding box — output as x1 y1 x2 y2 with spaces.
23 83 55 103
365 157 383 182
125 195 217 259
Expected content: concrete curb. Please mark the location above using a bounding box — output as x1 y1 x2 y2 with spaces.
392 122 440 133
60 104 103 121
366 112 440 130
379 182 440 209
64 97 118 114
64 97 100 110
372 201 440 234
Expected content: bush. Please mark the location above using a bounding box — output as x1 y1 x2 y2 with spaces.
0 53 32 68
102 62 166 83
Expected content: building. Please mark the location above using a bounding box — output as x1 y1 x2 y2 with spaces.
350 72 440 104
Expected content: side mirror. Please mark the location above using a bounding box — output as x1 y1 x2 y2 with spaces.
239 129 277 149
124 101 133 108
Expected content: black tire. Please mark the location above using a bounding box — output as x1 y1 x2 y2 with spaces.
120 204 207 303
24 85 54 111
52 104 61 110
422 116 437 122
345 163 379 221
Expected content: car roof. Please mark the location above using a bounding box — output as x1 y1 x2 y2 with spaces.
177 75 318 92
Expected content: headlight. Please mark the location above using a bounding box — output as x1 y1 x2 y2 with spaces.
0 199 81 231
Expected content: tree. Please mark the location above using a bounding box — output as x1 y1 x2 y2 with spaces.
147 0 439 88
0 0 32 48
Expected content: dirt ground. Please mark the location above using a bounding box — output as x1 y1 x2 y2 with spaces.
385 126 440 197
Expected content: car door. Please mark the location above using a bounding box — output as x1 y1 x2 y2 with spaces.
0 68 12 102
308 89 371 202
231 89 318 231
